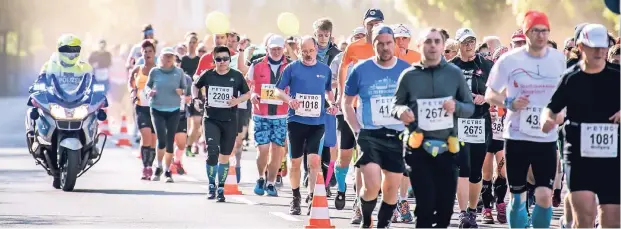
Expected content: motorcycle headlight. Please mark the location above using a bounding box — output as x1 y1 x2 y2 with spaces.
50 104 89 120
33 83 47 91
93 84 106 92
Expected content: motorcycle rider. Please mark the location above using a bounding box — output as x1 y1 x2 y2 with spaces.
27 34 97 181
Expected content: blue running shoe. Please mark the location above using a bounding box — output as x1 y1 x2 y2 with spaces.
266 184 278 196
254 178 266 196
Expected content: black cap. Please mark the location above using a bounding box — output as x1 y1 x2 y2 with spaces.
143 24 154 32
364 9 384 24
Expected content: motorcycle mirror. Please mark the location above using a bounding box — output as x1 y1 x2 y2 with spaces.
29 108 40 120
96 109 107 121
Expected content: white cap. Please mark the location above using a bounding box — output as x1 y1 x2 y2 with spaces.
267 35 285 48
455 28 476 42
577 24 609 48
160 47 176 55
352 27 366 36
392 24 412 38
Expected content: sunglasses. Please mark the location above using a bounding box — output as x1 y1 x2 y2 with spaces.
214 56 230 63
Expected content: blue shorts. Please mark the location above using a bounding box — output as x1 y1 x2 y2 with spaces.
324 114 337 148
253 116 287 147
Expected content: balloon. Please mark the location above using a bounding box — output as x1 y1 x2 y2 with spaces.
205 11 230 34
277 12 300 36
604 0 619 14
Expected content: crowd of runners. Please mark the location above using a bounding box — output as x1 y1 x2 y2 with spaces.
82 7 621 228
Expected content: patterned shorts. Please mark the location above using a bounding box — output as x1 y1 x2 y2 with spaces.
253 116 287 147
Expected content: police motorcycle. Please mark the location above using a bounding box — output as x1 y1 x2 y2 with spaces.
25 72 108 191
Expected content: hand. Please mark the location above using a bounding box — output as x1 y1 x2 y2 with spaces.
148 90 156 98
288 99 300 110
250 93 260 104
443 99 456 114
400 108 415 124
176 89 184 96
541 116 557 133
556 112 565 125
511 95 529 111
193 98 203 112
184 96 191 104
472 94 485 105
327 105 338 115
227 96 239 106
610 111 620 123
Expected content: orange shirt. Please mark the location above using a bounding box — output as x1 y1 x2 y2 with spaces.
396 49 421 64
338 39 375 106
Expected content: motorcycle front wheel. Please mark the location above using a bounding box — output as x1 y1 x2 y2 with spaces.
60 149 80 191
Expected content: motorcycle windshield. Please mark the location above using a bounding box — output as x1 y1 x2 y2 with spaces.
48 73 92 105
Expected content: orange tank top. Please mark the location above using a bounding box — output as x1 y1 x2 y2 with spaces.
134 66 149 106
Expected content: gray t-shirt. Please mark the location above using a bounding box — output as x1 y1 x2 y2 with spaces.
487 47 566 143
145 66 187 110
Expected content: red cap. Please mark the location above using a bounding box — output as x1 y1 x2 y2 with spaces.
522 10 550 32
511 29 526 42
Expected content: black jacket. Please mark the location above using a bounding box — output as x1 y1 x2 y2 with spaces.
450 54 494 119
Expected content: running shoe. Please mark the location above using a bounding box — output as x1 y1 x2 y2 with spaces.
289 196 301 215
482 208 494 224
216 187 225 202
173 162 185 175
152 167 163 181
398 200 413 223
207 184 216 199
334 191 346 210
391 208 400 223
350 199 362 224
458 211 471 228
275 175 283 187
468 211 479 228
165 171 174 183
141 167 149 180
306 193 314 216
254 178 266 196
265 184 278 196
496 203 507 224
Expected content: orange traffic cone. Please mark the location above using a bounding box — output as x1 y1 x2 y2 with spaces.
305 171 335 229
116 114 133 147
223 156 242 195
99 109 112 136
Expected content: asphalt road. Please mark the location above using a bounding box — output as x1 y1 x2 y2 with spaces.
0 97 565 228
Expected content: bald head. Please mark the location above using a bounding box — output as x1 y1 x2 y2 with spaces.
299 35 318 65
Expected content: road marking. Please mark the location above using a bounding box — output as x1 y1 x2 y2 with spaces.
231 196 257 205
269 212 302 222
177 175 199 182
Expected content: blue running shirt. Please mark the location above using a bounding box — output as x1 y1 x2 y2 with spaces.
276 60 332 125
344 57 409 131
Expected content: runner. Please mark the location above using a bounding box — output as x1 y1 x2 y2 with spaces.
392 27 474 228
247 35 289 197
171 64 193 176
144 47 187 183
312 18 341 196
480 45 510 225
450 27 494 228
275 36 337 215
342 25 410 228
88 40 112 94
336 9 383 223
128 39 157 180
484 10 565 228
126 24 156 70
444 39 459 60
178 32 201 160
510 29 527 49
543 23 620 228
192 46 250 202
392 23 421 64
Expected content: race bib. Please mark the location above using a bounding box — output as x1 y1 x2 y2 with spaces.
370 96 401 126
458 118 486 143
94 68 109 81
295 93 321 117
417 96 453 131
491 111 504 140
519 106 546 137
207 86 233 108
260 84 282 105
580 123 619 158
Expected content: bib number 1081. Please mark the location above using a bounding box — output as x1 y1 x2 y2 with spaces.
590 133 615 145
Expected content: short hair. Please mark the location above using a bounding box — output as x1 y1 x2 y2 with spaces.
185 32 198 39
476 43 489 53
439 29 450 40
141 39 156 50
300 35 318 49
547 40 558 49
213 46 231 56
226 32 240 42
142 24 153 32
420 28 447 43
609 44 620 60
313 18 334 32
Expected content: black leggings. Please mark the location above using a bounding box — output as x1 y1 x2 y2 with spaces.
150 108 180 153
406 148 458 228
